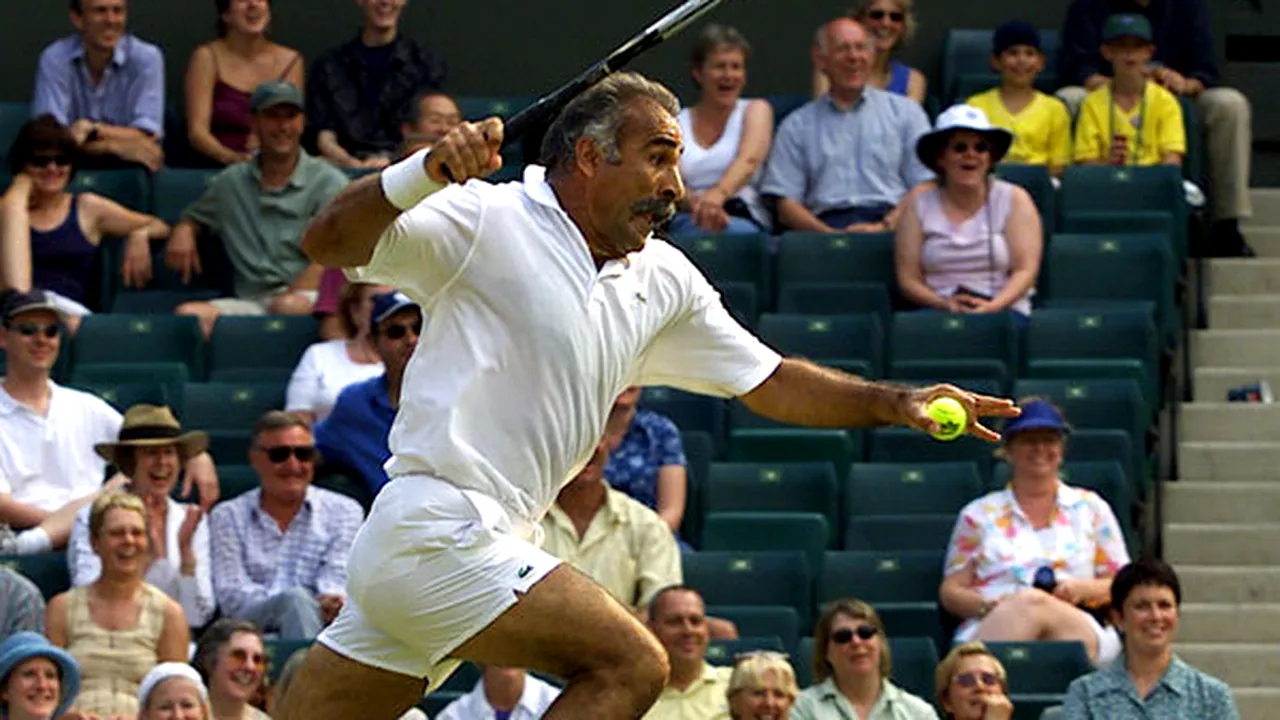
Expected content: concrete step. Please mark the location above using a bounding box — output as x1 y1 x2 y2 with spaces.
1179 603 1280 642
1208 258 1280 295
1192 330 1280 367
1180 403 1280 442
1165 482 1280 522
1207 295 1280 329
1179 442 1280 481
1165 523 1280 565
1236 688 1280 720
1180 566 1280 603
1243 227 1280 257
1192 367 1280 402
1175 643 1280 688
1246 188 1280 225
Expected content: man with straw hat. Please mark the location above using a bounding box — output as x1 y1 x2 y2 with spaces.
65 404 218 629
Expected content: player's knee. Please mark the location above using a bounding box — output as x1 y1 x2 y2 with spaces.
611 628 668 706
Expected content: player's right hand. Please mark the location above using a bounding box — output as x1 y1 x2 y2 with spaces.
426 117 504 184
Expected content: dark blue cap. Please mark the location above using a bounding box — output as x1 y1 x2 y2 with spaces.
1002 399 1070 439
370 290 419 329
992 20 1041 56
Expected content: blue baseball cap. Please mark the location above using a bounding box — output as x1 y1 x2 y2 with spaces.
250 80 304 113
992 20 1041 56
0 631 81 719
1002 399 1071 440
370 291 420 328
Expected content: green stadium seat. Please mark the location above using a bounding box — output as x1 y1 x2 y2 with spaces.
640 387 726 456
1041 233 1177 348
0 551 71 601
0 102 30 164
71 379 170 414
728 429 861 482
72 314 205 379
151 168 217 224
682 551 813 628
1058 165 1187 264
705 605 801 653
776 232 896 296
1023 308 1161 412
796 636 817 688
1180 95 1205 184
777 282 892 325
941 29 1060 103
264 639 312 681
706 636 787 666
845 462 984 519
888 312 1017 392
727 400 792 430
819 551 948 655
111 289 222 314
455 96 537 120
205 367 295 384
181 381 284 431
702 512 831 573
886 636 942 701
671 234 770 302
868 429 995 479
995 164 1056 237
70 363 190 413
763 94 809 126
680 430 713 549
705 462 839 532
418 692 464 717
207 315 317 382
205 430 253 468
986 641 1092 696
211 464 259 501
719 281 759 330
70 168 150 211
844 514 956 552
758 313 883 378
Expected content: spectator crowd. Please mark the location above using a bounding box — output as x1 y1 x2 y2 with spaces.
0 0 1250 717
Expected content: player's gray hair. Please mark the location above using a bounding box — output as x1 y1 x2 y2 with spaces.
540 71 680 172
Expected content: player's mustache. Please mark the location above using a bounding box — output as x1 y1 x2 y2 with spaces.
632 197 676 223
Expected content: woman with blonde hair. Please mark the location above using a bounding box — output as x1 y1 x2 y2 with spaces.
813 0 927 103
791 599 938 719
137 662 214 720
934 642 1013 720
727 651 799 719
46 492 190 719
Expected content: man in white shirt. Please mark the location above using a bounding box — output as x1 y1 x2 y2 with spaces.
435 666 561 720
0 291 219 549
274 71 1017 720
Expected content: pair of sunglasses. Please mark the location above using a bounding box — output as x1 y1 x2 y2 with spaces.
949 140 991 155
831 625 879 644
867 8 906 22
28 154 71 168
261 445 316 463
383 322 422 340
955 671 1001 689
11 322 60 338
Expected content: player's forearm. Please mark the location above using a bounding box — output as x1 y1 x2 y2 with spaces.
739 358 911 429
301 173 403 267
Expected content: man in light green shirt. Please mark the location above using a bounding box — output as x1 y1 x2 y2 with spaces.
642 586 733 720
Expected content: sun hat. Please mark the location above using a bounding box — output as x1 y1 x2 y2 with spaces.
93 405 210 467
914 104 1014 174
137 662 208 711
1001 399 1072 440
0 631 81 719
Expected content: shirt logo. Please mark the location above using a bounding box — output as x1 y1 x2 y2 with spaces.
517 565 534 579
634 291 648 304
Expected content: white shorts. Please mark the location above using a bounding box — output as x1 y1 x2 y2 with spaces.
318 475 561 689
209 289 318 316
955 604 1121 667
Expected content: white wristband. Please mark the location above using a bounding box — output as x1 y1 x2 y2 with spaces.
380 148 446 211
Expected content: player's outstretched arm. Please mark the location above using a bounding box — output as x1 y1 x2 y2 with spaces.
301 118 505 269
739 358 1020 442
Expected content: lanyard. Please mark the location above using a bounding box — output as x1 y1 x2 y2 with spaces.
1107 84 1148 166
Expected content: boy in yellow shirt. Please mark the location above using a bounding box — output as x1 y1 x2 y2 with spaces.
1073 14 1185 167
967 20 1073 177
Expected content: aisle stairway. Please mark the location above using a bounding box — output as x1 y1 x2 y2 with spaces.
1172 188 1280 719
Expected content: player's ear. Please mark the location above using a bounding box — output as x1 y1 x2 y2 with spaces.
574 135 602 178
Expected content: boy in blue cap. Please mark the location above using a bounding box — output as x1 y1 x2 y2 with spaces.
966 21 1073 177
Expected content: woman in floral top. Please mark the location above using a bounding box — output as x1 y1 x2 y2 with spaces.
939 399 1130 666
602 387 688 533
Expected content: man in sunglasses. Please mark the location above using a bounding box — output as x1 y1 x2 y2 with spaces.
315 290 422 496
642 586 731 719
208 410 364 640
0 289 219 549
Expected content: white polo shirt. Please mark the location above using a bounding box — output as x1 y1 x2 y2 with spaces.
0 382 121 511
349 165 781 529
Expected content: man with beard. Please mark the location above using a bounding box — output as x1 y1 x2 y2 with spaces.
275 71 1016 720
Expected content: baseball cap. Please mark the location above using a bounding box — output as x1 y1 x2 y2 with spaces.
1102 14 1154 43
250 80 304 113
370 291 420 328
1001 399 1071 440
1 289 67 324
992 20 1041 56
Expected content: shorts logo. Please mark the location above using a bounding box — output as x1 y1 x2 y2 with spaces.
517 565 534 579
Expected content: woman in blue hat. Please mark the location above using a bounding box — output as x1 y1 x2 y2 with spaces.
938 399 1131 667
0 631 80 720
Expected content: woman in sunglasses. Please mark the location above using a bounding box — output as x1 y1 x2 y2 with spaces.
192 620 272 720
792 599 938 720
894 105 1042 322
813 0 926 103
727 651 799 720
46 491 191 719
0 115 169 331
934 642 1013 720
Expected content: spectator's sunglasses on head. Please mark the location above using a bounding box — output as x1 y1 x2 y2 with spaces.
383 321 422 340
27 153 71 168
260 445 316 463
830 625 879 644
954 671 1001 689
867 8 906 22
9 321 61 339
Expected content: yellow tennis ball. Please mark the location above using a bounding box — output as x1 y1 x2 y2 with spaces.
926 397 968 441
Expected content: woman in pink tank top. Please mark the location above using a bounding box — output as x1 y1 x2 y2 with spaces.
894 105 1043 320
184 0 304 167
